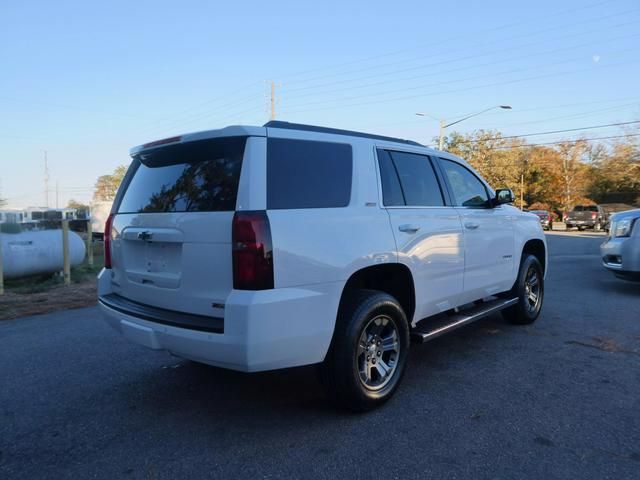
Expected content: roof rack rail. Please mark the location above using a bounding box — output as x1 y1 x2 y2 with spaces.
263 121 424 147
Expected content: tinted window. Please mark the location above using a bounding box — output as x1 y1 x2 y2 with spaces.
440 159 489 207
574 205 598 212
388 151 444 206
377 149 405 206
267 138 352 209
118 137 246 213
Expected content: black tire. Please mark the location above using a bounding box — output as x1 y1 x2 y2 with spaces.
577 226 585 231
502 255 544 325
319 289 410 412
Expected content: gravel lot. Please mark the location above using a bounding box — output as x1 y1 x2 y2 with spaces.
1 232 639 479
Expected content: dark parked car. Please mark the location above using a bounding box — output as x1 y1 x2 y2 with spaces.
565 205 608 231
530 210 553 231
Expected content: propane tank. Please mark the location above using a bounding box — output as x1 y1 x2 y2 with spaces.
1 230 86 279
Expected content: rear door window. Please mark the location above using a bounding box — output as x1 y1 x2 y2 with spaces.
117 136 246 213
377 149 405 206
387 151 444 207
267 138 352 209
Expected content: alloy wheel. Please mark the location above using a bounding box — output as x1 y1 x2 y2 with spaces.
356 315 400 391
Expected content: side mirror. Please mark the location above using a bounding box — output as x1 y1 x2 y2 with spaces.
493 188 515 206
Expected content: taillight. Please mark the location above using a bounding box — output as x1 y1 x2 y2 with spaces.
591 212 597 219
232 211 274 290
104 213 114 269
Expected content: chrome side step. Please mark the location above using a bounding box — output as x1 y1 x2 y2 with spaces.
411 297 518 343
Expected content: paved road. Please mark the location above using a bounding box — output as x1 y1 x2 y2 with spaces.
2 233 639 479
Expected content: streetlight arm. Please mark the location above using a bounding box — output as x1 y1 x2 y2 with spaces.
443 106 501 129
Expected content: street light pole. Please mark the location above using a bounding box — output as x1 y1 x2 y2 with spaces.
418 105 512 151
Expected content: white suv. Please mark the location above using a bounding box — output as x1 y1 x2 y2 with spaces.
98 121 547 411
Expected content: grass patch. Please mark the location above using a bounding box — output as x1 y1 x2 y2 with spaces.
4 253 104 294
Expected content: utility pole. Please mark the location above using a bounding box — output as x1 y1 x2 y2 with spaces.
269 81 279 121
520 174 524 211
56 181 59 209
44 150 50 208
438 120 445 151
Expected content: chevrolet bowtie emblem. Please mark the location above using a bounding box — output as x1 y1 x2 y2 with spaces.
137 231 153 241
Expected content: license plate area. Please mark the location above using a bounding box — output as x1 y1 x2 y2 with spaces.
145 242 181 274
122 239 183 289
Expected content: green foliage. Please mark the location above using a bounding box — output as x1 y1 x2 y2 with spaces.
4 253 104 294
93 165 128 201
66 199 90 210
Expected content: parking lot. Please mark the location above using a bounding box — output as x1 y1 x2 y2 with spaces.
1 231 639 479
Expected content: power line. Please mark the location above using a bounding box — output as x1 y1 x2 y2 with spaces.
283 14 640 97
466 121 640 143
150 32 639 135
283 44 638 111
116 0 634 133
486 133 640 150
468 102 640 130
137 0 630 133
279 58 640 115
276 0 622 86
279 36 640 112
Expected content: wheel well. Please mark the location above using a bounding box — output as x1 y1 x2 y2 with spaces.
339 264 415 322
522 239 546 273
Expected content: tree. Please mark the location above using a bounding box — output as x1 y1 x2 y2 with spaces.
443 130 530 207
437 128 640 211
93 165 127 202
587 141 640 204
66 199 90 210
554 140 593 214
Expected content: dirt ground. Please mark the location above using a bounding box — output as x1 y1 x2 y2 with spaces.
0 279 97 321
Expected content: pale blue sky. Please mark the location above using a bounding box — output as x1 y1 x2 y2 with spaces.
1 0 639 208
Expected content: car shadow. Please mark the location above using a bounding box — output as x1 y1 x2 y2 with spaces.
114 313 510 422
597 276 640 297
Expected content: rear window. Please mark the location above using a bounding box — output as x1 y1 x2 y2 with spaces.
118 137 246 213
572 205 598 212
267 138 352 209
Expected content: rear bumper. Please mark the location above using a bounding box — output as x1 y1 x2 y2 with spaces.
97 269 342 372
566 220 595 227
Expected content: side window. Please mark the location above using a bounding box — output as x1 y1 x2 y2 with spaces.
387 151 444 207
267 138 352 209
377 149 405 206
440 159 489 207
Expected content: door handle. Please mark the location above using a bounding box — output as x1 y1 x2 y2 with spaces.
464 222 480 230
399 224 420 233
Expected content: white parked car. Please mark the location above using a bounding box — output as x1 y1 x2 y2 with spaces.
98 121 547 411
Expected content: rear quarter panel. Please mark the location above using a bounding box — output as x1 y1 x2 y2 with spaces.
265 133 398 288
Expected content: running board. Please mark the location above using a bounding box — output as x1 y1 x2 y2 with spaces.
411 297 518 343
